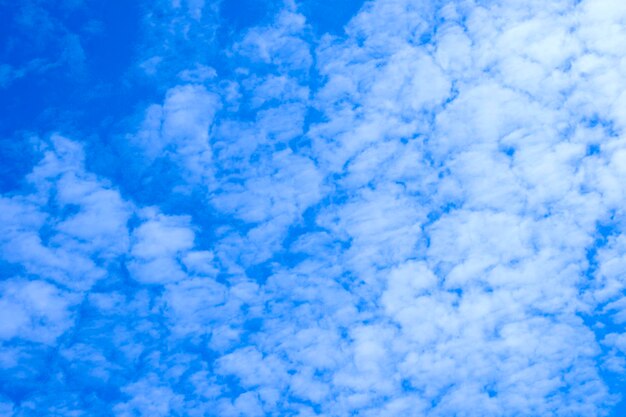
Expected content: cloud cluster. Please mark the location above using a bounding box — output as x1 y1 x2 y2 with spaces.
3 0 626 416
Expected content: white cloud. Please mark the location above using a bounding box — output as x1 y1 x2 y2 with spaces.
7 0 626 415
235 10 312 71
114 374 184 417
136 84 221 183
0 278 77 344
163 277 227 337
0 135 131 291
128 209 195 284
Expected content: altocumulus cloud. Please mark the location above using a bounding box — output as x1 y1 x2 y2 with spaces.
2 0 626 416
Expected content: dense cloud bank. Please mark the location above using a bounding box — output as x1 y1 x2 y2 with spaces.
2 0 626 415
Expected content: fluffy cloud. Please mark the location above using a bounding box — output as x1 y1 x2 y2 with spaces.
5 0 626 416
0 135 131 291
128 209 196 284
136 84 221 184
0 278 76 344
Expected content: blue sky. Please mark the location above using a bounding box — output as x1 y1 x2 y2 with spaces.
2 0 626 416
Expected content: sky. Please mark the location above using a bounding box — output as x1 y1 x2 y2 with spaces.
1 0 626 415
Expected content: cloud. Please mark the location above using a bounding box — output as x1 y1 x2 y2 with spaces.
0 278 77 344
0 135 131 291
135 84 221 184
113 374 185 417
4 0 626 415
235 9 313 72
128 209 196 284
